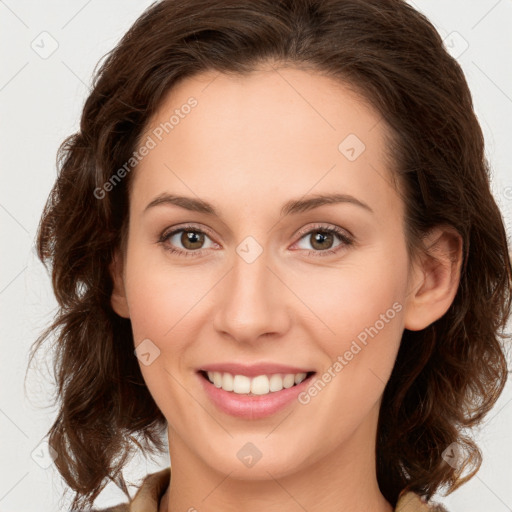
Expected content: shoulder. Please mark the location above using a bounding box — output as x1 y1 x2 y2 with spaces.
395 491 449 512
91 506 129 512
90 467 170 512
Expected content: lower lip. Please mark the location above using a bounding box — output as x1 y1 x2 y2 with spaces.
197 371 315 419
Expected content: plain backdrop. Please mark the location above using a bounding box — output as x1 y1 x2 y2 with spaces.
1 1 511 511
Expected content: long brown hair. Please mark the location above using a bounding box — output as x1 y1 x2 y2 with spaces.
28 0 512 510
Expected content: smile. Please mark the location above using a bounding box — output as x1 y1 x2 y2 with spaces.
197 369 317 419
201 370 314 395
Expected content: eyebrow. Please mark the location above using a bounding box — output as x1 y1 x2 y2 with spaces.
143 192 374 217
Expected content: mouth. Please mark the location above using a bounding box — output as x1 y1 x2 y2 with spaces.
198 369 316 396
197 366 318 419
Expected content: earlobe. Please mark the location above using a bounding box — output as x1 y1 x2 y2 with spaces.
403 226 463 331
109 249 130 319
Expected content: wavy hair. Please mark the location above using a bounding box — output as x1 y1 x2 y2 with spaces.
28 0 512 510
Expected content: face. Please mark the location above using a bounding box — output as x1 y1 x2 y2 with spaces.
112 65 418 480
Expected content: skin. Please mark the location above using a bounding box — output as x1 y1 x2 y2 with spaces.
110 64 462 512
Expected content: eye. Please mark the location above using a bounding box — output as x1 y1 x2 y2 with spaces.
158 224 217 257
292 224 354 257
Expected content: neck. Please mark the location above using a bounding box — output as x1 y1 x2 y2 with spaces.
159 485 169 512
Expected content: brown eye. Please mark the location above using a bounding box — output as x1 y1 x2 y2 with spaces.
309 231 335 250
180 230 205 250
159 225 216 257
293 224 354 258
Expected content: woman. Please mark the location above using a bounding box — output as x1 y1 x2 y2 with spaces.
29 0 511 511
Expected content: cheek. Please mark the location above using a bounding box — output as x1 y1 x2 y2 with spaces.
123 243 217 349
300 253 406 336
294 241 408 382
123 248 205 411
292 268 405 435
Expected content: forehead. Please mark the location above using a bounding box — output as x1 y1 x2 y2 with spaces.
131 66 401 222
142 66 384 155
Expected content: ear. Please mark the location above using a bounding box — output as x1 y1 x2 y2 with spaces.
403 226 463 331
109 249 130 318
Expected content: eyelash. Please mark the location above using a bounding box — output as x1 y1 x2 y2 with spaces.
158 223 354 258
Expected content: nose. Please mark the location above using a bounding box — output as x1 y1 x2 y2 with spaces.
212 244 291 345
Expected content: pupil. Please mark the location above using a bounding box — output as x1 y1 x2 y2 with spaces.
183 230 203 249
312 231 332 250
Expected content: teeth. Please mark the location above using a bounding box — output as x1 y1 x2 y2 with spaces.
250 375 268 395
269 374 283 392
222 372 234 391
206 371 309 395
234 374 251 393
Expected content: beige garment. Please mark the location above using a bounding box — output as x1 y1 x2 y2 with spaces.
94 467 449 512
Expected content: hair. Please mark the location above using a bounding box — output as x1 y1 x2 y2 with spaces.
28 0 512 510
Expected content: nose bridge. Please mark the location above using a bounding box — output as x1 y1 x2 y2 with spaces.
213 236 288 341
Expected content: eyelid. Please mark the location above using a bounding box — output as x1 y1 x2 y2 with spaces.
159 222 217 241
293 222 353 241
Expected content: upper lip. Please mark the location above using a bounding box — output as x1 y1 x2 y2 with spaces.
198 362 315 377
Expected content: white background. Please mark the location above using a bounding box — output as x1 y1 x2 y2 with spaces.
1 1 511 511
